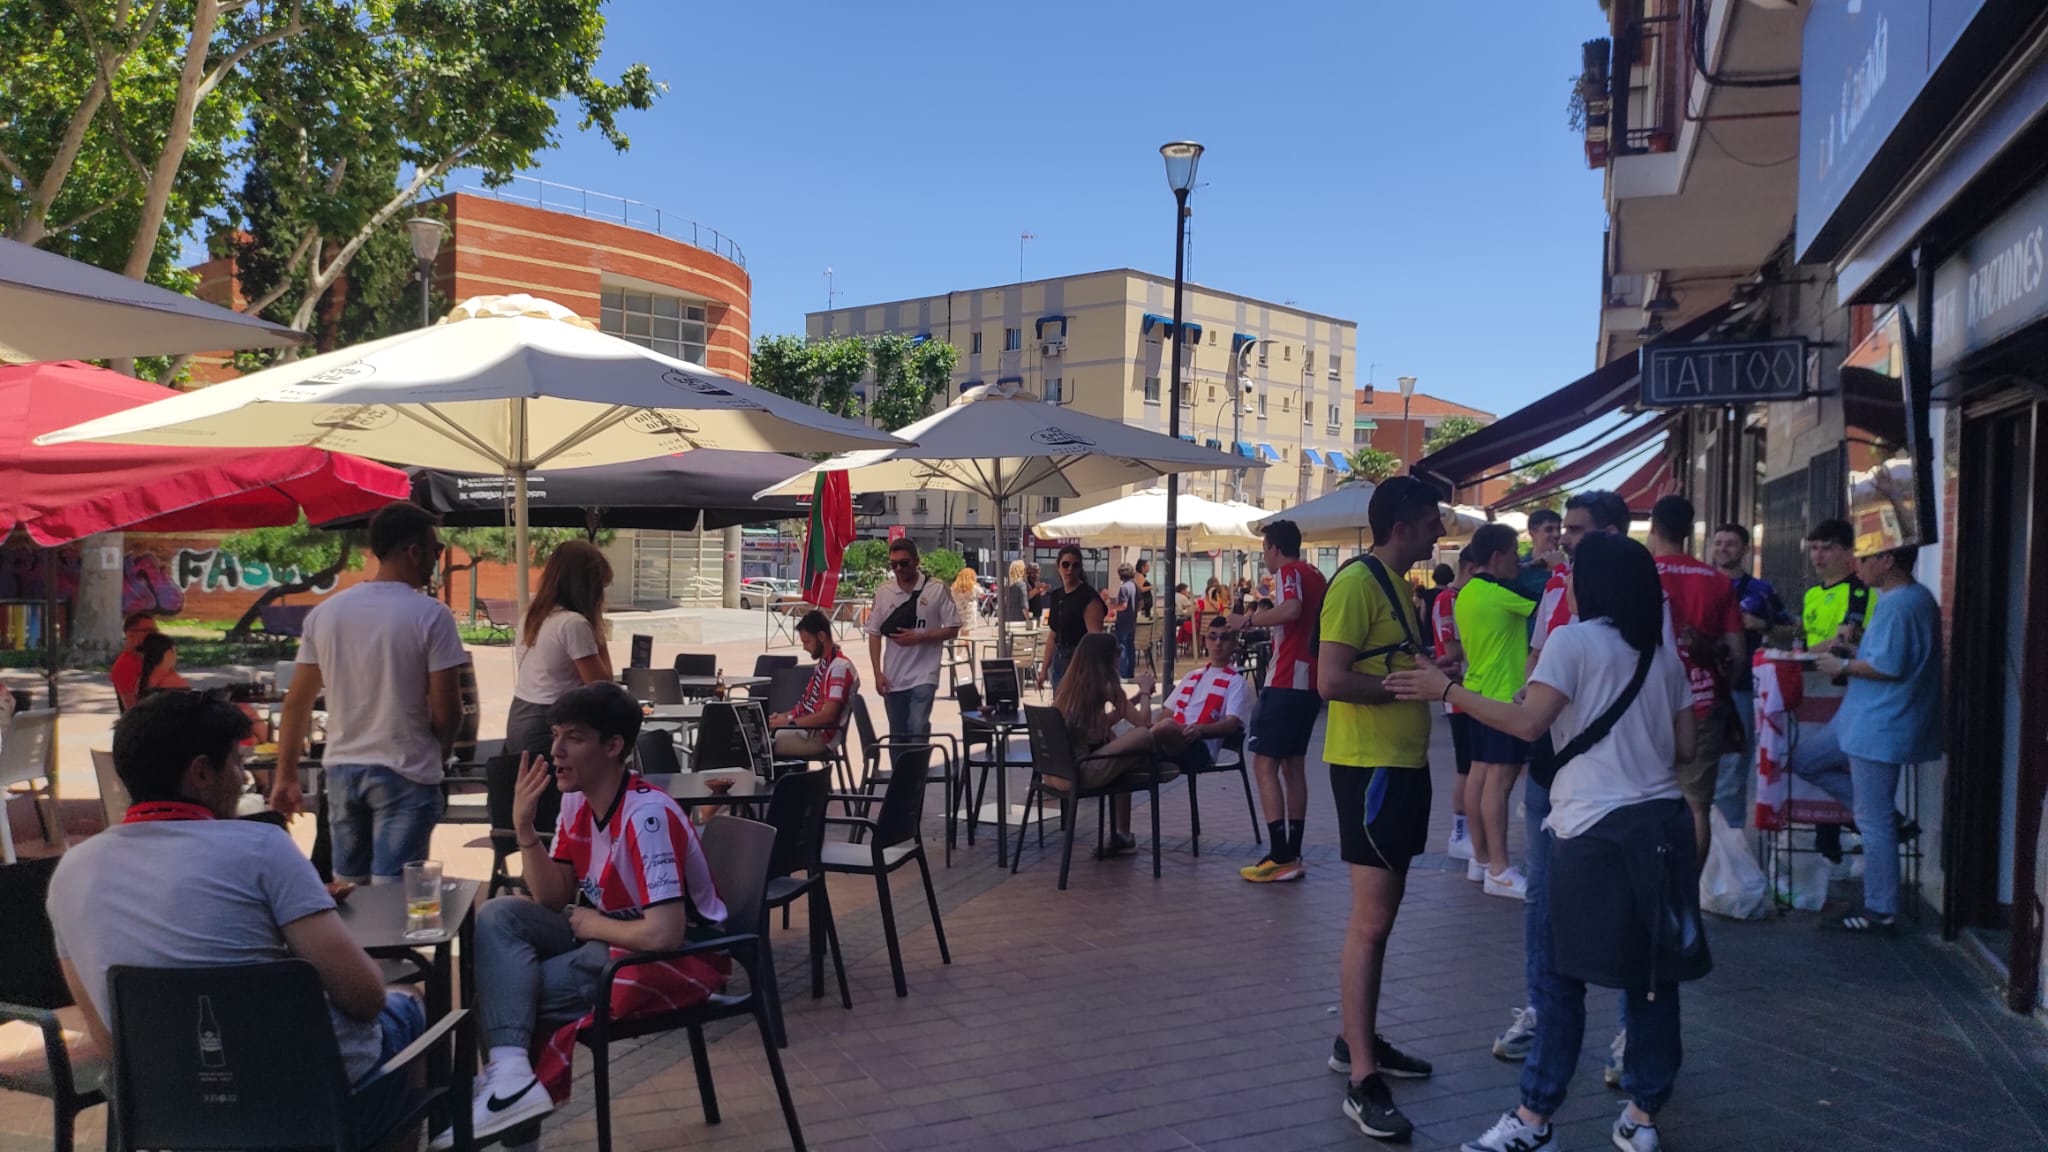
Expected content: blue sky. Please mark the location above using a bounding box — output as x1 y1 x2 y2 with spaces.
514 0 1612 419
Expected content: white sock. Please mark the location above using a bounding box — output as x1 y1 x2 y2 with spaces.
487 1046 536 1087
1450 814 1468 840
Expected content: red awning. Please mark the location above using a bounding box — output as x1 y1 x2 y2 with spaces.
1616 450 1679 515
1489 415 1673 512
0 361 411 546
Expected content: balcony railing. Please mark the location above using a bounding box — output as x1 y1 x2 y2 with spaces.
454 174 746 269
1579 0 1694 169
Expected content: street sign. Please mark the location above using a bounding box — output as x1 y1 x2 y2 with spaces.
1640 338 1809 407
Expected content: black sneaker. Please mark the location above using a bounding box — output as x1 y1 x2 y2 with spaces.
1343 1073 1414 1142
1330 1034 1351 1074
1373 1034 1433 1079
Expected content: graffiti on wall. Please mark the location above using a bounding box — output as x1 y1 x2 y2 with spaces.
172 548 340 596
0 545 185 616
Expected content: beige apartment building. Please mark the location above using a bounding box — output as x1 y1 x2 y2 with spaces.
807 269 1359 567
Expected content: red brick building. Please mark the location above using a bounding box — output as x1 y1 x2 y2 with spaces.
1352 388 1510 506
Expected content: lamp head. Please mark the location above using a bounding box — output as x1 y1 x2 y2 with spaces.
1397 375 1417 399
405 217 447 264
1636 314 1667 341
1160 141 1204 194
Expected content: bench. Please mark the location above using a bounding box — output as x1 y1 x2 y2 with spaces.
476 597 518 643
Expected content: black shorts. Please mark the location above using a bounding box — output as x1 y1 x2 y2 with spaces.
1469 719 1528 766
1248 687 1320 759
1448 712 1474 776
1330 764 1433 873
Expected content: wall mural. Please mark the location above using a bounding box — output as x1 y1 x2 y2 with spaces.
0 544 341 617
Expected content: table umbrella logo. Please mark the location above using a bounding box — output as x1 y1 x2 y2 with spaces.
304 361 378 386
1031 427 1095 449
309 404 398 431
661 368 765 410
627 410 702 438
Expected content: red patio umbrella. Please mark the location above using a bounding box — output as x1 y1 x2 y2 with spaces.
1 361 410 545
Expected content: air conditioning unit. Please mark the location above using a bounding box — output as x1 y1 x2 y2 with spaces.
1041 340 1065 356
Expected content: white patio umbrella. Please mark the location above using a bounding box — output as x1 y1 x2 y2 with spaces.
1256 482 1490 548
1032 486 1264 551
1 236 308 361
765 382 1258 655
38 295 902 614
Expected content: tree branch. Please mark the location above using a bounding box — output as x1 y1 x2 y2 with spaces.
0 148 26 185
238 225 319 317
288 145 472 331
155 353 194 386
196 0 305 102
49 201 117 234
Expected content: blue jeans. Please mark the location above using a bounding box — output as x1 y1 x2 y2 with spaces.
327 764 443 884
1521 824 1683 1119
474 896 608 1051
1523 778 1551 1011
1790 721 1904 916
884 683 939 764
1714 688 1756 828
1050 645 1075 689
350 991 427 1139
1115 624 1137 678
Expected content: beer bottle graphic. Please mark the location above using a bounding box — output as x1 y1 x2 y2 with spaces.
197 996 226 1068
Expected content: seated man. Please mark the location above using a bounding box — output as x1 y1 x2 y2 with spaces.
47 692 424 1136
107 612 157 710
1156 616 1255 774
768 610 859 760
462 683 728 1142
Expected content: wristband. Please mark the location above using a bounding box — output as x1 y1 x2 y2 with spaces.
1440 682 1455 703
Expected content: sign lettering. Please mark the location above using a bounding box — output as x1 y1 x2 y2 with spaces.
1640 339 1811 407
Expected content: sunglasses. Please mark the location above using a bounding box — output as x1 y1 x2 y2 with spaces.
889 558 918 570
1058 561 1077 570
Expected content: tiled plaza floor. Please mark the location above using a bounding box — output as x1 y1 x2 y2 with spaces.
6 714 2047 1151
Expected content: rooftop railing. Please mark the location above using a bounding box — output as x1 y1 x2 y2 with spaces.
453 174 745 269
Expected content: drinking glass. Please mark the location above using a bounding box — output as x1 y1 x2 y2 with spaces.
403 860 444 939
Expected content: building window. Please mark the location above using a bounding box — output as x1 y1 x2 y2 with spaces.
1207 382 1217 401
1176 381 1193 408
1281 393 1291 413
1208 329 1217 345
1257 392 1268 419
1281 445 1290 461
1354 426 1368 445
1330 352 1343 379
1005 327 1022 351
1327 404 1341 430
914 495 929 515
1046 376 1065 404
601 287 708 365
1257 344 1269 367
971 331 983 355
886 494 899 513
1143 376 1161 404
1040 496 1061 513
1283 344 1292 362
1304 349 1315 374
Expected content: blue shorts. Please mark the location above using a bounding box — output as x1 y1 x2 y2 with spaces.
1468 720 1528 766
350 991 427 1138
1248 687 1320 759
327 763 444 883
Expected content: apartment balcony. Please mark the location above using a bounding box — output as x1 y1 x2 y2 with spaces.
1582 0 1802 281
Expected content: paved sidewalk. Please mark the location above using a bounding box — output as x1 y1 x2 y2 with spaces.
6 719 2046 1151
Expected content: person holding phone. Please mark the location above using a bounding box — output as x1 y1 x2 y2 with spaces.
866 536 960 753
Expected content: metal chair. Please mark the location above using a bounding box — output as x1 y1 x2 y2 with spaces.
1182 728 1262 856
822 751 951 997
623 667 682 706
0 709 58 863
91 748 131 828
473 753 559 898
0 857 106 1152
634 730 684 777
765 665 812 719
106 961 465 1152
578 817 805 1152
848 694 961 864
1014 705 1169 890
673 653 717 698
760 769 850 1044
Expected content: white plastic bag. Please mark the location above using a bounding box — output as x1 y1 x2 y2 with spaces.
1701 809 1769 920
1763 828 1834 912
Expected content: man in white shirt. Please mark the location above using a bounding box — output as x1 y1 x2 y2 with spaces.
1155 617 1254 774
865 537 960 751
272 503 469 884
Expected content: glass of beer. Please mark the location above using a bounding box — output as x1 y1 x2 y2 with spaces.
403 860 444 939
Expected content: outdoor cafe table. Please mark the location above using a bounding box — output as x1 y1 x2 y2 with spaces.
337 876 482 1150
644 702 706 724
643 771 766 815
676 674 769 694
960 708 1053 868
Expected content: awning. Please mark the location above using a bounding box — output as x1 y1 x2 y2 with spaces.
1231 331 1257 351
1616 450 1679 515
1414 305 1732 489
1140 313 1201 341
1257 443 1281 463
1355 419 1377 430
1488 414 1672 512
1329 453 1353 474
1234 441 1258 459
1178 433 1196 442
1034 314 1068 338
1301 448 1325 466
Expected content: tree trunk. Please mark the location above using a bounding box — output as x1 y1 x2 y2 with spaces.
122 0 220 280
225 536 353 640
70 533 127 662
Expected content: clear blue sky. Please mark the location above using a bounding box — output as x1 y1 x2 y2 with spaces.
514 0 1612 420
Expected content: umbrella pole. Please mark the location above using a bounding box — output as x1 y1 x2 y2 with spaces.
513 399 532 623
994 463 1010 661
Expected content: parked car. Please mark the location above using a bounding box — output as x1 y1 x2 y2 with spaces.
738 576 803 610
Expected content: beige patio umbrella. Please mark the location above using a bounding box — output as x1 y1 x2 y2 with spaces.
1032 486 1264 551
38 295 902 615
1 236 307 361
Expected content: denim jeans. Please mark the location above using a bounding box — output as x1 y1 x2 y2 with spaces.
350 991 427 1139
1050 645 1075 689
1115 623 1137 679
327 763 443 883
884 683 939 764
1521 825 1683 1119
1522 777 1552 1011
1790 721 1904 916
474 896 608 1051
1714 688 1756 828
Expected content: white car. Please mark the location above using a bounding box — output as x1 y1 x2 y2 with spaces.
739 577 803 610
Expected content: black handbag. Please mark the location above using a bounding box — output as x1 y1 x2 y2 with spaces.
876 577 926 636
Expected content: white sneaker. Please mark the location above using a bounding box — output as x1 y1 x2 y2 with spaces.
1604 1028 1627 1087
1484 866 1528 900
1467 858 1487 882
1448 829 1475 861
472 1076 554 1142
1612 1104 1660 1151
1491 1005 1537 1061
1461 1109 1553 1152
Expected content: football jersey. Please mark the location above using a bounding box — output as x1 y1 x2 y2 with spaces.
1166 662 1255 759
1656 554 1743 716
794 651 859 743
552 775 728 925
1531 563 1573 651
1267 560 1329 692
1430 584 1463 715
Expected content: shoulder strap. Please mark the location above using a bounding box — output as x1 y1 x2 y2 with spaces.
1328 554 1421 670
1547 641 1656 776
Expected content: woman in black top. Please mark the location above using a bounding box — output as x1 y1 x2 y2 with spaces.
1042 545 1105 688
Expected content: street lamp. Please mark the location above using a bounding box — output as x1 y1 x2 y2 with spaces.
1398 374 1418 474
1160 140 1202 685
405 217 447 328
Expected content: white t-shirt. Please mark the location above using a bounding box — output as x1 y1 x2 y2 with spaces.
866 576 960 691
514 609 602 704
1165 662 1254 760
298 581 469 784
1529 619 1691 839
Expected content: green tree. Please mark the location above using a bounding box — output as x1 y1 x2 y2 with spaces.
1504 455 1564 514
1345 447 1403 484
919 547 965 585
748 334 874 419
1424 415 1486 456
839 538 890 595
214 520 363 639
869 336 957 431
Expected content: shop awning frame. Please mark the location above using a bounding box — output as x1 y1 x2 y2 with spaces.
1488 414 1672 512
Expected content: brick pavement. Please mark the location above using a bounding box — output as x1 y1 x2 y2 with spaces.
8 681 2048 1151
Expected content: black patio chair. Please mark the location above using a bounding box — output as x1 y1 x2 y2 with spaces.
848 694 961 864
761 769 850 1045
673 652 717 698
1014 705 1169 890
0 857 105 1152
1183 728 1261 856
579 816 804 1152
623 666 681 705
634 729 684 777
106 961 465 1152
822 751 951 997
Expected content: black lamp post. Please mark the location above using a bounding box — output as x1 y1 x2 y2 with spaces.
405 217 447 328
1160 140 1203 685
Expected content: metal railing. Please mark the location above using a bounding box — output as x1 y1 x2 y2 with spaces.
455 174 745 269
